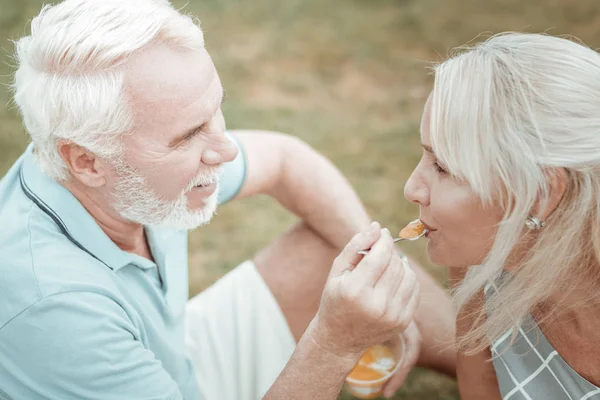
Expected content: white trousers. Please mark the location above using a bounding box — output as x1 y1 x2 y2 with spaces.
185 261 296 400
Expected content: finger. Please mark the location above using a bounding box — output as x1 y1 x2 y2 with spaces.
374 251 405 295
373 254 404 324
382 352 414 397
399 280 421 327
391 263 418 313
382 326 421 398
387 273 419 337
352 228 395 287
330 222 380 276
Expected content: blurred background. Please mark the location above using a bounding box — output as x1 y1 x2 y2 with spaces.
2 0 600 398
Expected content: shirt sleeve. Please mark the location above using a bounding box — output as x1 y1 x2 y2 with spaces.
217 132 247 205
0 291 183 400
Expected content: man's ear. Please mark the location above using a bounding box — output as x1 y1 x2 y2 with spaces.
57 141 108 187
533 167 567 221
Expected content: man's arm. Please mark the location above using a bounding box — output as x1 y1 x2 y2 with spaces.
231 130 456 375
232 129 369 249
262 332 358 400
264 223 420 400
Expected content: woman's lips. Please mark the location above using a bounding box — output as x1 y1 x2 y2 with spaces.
419 219 436 236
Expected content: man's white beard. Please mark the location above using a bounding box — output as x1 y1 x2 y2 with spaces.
111 160 222 231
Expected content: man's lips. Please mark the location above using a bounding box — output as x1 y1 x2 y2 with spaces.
194 182 216 188
190 182 217 196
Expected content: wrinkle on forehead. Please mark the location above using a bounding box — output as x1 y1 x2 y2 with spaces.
122 44 220 133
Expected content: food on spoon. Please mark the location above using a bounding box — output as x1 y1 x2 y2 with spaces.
398 219 425 239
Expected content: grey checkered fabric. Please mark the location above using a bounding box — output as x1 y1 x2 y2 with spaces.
485 283 600 400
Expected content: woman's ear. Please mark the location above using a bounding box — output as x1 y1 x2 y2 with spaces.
534 168 567 221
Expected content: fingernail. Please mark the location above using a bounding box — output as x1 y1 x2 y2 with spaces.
383 228 391 236
370 221 379 232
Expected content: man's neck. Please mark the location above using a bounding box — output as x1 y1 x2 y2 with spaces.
62 179 154 261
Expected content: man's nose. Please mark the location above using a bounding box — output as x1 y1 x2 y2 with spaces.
202 135 239 165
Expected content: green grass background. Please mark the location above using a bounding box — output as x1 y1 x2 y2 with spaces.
2 0 600 398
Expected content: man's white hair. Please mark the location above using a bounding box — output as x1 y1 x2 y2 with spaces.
429 32 600 352
12 0 205 180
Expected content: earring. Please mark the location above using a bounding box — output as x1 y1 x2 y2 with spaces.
525 215 545 230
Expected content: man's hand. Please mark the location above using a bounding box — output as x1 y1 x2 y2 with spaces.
307 222 421 360
382 321 422 398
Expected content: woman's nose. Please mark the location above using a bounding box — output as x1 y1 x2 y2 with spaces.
404 170 430 207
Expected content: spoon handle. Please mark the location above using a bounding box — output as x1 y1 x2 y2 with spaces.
357 235 422 255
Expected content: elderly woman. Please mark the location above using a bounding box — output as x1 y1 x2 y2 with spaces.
405 33 600 399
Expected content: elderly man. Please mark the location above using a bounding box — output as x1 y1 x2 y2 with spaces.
0 0 455 399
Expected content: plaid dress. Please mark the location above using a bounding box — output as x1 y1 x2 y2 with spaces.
485 283 600 400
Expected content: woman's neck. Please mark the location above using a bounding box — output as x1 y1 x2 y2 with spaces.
532 261 600 387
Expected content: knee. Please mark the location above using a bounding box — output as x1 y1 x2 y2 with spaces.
253 222 337 275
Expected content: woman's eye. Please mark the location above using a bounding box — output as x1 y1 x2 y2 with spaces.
433 161 448 175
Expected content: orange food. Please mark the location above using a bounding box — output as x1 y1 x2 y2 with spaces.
398 219 425 239
347 345 397 382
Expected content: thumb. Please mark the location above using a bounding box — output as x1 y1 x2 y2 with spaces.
330 222 381 276
382 325 421 398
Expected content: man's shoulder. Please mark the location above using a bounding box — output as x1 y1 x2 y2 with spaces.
0 154 44 321
0 174 121 329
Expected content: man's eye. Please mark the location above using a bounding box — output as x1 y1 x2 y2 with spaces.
185 124 207 142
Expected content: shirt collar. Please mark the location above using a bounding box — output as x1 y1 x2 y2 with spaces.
19 144 135 271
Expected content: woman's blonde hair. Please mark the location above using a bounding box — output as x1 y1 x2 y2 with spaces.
429 32 600 352
12 0 205 180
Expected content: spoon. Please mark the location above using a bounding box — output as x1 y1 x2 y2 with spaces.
357 229 428 255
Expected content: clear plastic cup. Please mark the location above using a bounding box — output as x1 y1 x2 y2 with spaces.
344 334 406 399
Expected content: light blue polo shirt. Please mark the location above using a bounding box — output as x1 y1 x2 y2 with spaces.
0 137 247 400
